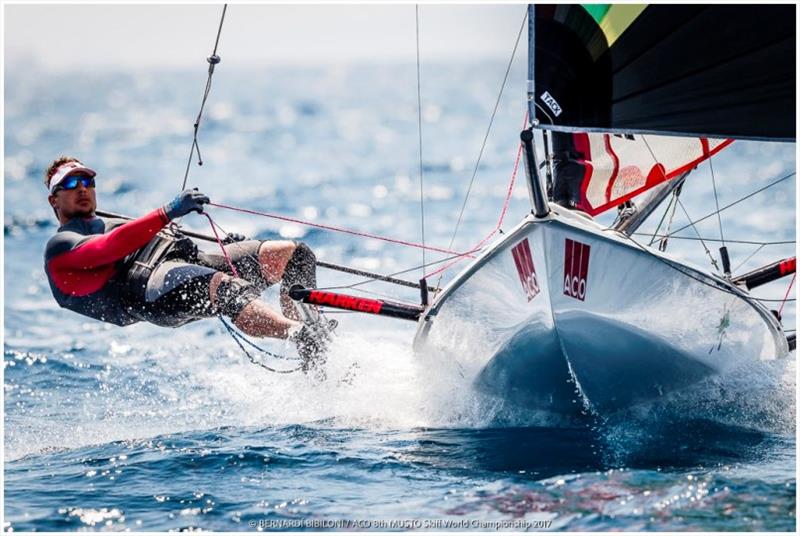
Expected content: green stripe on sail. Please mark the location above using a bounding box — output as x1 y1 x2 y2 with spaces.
582 4 610 25
598 4 648 46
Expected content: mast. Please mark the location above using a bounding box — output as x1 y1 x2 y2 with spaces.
541 129 554 198
521 127 550 218
522 4 549 218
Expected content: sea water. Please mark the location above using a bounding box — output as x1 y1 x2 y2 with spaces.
4 61 796 531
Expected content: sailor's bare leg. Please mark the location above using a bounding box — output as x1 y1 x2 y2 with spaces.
258 241 297 282
234 301 299 339
279 293 301 321
209 272 298 338
257 241 302 321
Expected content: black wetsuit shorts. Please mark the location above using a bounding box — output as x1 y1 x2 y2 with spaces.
132 240 269 327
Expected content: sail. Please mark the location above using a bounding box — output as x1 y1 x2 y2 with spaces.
529 4 796 141
558 133 732 216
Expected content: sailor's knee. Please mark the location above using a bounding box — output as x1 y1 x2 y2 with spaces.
258 240 296 258
292 241 316 265
257 240 297 283
281 241 317 287
209 273 261 321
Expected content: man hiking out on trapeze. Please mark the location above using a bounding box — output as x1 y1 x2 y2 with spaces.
43 156 328 371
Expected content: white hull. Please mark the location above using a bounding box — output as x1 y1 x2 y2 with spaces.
413 208 789 416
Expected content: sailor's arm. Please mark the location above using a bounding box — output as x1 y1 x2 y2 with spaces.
47 208 170 270
47 189 210 270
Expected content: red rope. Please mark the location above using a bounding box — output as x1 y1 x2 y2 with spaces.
423 112 528 279
206 110 527 279
203 213 240 278
207 202 473 258
778 273 795 316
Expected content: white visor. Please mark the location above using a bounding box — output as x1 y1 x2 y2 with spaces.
49 161 97 193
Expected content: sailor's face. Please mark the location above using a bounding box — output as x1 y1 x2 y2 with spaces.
49 177 97 220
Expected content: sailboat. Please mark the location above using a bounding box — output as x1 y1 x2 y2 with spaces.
284 4 795 415
404 4 796 416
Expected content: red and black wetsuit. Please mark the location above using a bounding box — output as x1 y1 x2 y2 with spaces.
44 209 170 326
44 210 275 328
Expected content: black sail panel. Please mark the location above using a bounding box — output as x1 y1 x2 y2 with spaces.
530 4 796 141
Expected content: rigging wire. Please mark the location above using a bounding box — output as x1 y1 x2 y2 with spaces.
443 7 527 255
640 136 716 265
204 212 304 369
171 5 302 375
621 233 796 306
657 189 681 251
218 316 300 362
336 286 409 302
317 249 487 292
618 136 789 295
429 8 527 292
172 8 796 338
732 244 766 274
647 188 676 247
676 197 719 270
203 212 439 293
415 5 427 279
778 274 796 316
181 4 228 192
185 6 528 298
203 142 522 292
708 156 725 247
204 204 473 295
207 202 473 257
202 212 240 278
636 235 794 246
610 169 795 263
219 316 305 374
189 200 460 297
639 136 674 250
665 171 795 238
210 5 227 54
426 111 527 282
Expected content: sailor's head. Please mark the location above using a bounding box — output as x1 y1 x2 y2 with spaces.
45 156 97 222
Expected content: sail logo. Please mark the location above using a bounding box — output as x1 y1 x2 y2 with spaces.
540 91 562 117
511 238 539 301
563 239 591 301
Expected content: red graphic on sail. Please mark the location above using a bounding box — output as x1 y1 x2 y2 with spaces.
568 133 733 216
564 239 591 301
511 238 539 302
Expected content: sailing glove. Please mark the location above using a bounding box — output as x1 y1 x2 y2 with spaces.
222 232 247 244
164 188 210 220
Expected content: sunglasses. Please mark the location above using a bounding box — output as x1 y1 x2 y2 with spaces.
54 175 95 192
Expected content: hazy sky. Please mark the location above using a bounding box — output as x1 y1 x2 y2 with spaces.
5 3 527 71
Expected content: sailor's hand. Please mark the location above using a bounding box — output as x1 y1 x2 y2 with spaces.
164 188 210 220
222 232 247 244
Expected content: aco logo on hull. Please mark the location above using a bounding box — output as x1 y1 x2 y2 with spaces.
511 238 539 301
563 238 591 301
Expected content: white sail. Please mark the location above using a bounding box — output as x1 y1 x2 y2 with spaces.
574 134 732 215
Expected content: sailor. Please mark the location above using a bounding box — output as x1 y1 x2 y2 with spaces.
43 156 327 370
